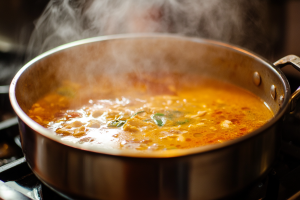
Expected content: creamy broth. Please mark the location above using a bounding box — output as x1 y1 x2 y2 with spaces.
28 74 273 151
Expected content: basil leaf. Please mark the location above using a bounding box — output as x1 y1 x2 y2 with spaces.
131 111 145 117
152 113 165 126
108 120 126 127
153 118 163 126
176 119 189 125
154 113 164 117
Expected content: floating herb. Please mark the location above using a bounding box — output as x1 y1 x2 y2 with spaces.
152 113 165 126
108 119 126 127
154 113 164 116
131 111 145 117
154 118 163 126
176 119 189 125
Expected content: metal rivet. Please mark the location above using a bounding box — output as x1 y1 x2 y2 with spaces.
271 85 276 100
253 72 261 86
279 95 284 105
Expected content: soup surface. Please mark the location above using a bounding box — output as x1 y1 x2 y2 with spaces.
28 74 273 151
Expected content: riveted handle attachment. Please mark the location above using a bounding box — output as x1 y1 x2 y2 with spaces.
274 55 300 112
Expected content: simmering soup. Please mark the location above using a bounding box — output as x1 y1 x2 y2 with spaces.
28 73 273 151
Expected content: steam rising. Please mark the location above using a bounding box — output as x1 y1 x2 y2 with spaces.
27 0 270 59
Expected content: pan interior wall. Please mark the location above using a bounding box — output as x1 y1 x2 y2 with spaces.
15 37 284 114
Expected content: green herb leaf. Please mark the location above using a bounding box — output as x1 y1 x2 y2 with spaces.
153 113 164 117
152 113 165 126
154 118 163 126
131 111 145 117
117 121 126 127
176 119 189 125
108 120 127 127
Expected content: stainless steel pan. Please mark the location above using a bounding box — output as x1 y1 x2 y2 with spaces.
9 34 300 200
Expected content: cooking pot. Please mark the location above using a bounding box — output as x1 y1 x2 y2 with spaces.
9 34 300 200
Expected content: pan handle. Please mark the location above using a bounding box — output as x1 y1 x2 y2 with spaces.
274 55 300 113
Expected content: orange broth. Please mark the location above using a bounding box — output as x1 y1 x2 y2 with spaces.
27 74 273 151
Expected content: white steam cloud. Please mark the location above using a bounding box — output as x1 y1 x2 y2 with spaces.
27 0 271 59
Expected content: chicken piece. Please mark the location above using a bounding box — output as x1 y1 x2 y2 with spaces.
72 121 86 127
188 123 205 131
185 111 207 118
123 124 139 132
62 123 73 129
105 110 122 120
117 111 132 120
125 117 154 128
56 128 73 136
66 111 82 119
210 126 217 131
73 126 86 137
177 135 185 142
134 115 147 121
33 107 45 114
87 120 101 128
123 117 155 132
92 110 103 118
220 120 232 128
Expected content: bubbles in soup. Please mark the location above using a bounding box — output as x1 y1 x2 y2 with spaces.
27 73 273 151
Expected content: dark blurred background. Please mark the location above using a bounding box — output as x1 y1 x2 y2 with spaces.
0 0 300 85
